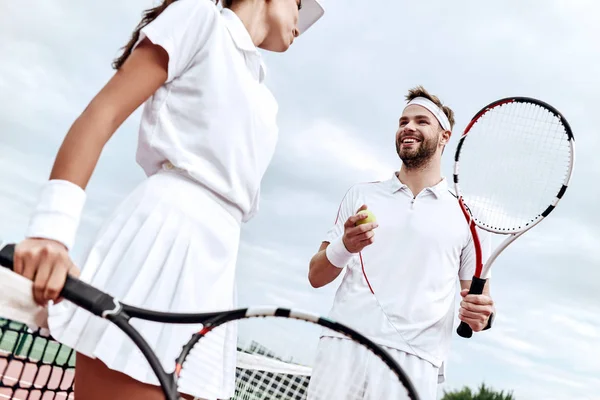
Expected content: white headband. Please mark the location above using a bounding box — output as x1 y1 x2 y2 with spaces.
405 97 451 131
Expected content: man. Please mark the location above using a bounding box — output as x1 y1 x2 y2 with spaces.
307 86 495 399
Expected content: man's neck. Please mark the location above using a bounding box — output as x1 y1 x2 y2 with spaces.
396 160 443 197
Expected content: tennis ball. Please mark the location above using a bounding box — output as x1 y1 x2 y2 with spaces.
355 209 376 226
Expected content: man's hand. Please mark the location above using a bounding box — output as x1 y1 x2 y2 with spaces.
342 205 379 253
458 288 494 332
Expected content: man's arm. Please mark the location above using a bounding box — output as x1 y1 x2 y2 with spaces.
308 242 343 288
308 206 378 288
458 279 495 332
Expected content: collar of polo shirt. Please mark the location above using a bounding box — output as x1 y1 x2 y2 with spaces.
221 8 267 81
390 172 448 198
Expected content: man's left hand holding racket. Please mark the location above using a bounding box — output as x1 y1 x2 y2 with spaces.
458 285 495 333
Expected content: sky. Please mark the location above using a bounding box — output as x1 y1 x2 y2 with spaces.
0 0 599 399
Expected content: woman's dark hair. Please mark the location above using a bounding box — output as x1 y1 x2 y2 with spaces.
112 0 233 70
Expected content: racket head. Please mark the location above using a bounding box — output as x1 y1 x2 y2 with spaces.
453 96 575 235
0 244 419 400
174 307 421 400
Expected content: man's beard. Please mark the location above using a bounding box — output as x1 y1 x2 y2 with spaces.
396 135 439 170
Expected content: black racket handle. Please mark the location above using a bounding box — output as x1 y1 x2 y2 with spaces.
456 276 487 338
0 243 118 317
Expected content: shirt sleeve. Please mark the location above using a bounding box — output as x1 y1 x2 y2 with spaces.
133 0 220 82
458 226 492 280
325 185 360 243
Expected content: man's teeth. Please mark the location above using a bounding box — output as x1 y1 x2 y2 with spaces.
403 138 417 143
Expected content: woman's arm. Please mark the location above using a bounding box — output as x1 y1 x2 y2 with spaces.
51 38 168 187
14 38 169 305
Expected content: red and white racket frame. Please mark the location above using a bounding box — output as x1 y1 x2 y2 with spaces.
453 96 575 338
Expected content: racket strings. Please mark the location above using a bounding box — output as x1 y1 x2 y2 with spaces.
457 101 572 231
178 318 413 399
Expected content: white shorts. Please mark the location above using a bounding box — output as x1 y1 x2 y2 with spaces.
307 337 439 400
47 169 242 399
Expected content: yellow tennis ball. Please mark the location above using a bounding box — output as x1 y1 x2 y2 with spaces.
355 209 376 226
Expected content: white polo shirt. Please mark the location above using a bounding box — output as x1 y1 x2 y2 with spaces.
323 173 491 369
133 0 279 222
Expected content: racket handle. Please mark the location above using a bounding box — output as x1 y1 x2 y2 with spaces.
0 243 15 268
456 276 487 338
0 243 118 318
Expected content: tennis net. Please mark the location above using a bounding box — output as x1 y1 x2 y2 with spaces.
0 318 313 400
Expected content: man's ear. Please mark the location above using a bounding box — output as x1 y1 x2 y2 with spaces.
440 129 452 146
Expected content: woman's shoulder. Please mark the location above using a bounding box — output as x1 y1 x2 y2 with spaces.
139 0 225 82
160 0 221 27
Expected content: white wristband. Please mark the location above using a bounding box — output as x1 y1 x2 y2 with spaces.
26 179 87 251
325 236 354 269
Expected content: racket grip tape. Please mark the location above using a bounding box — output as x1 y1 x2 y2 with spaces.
0 243 119 318
456 276 487 338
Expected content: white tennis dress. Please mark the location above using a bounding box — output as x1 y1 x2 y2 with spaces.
45 1 279 398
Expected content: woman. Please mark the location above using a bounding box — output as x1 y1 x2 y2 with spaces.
12 0 324 399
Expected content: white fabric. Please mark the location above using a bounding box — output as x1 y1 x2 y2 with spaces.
25 179 87 250
307 337 439 400
325 235 353 269
322 174 492 371
298 0 325 34
406 97 451 131
134 0 279 223
236 352 311 375
48 170 241 399
19 2 288 397
0 266 49 329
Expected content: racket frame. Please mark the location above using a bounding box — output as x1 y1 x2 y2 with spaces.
0 243 420 400
453 96 575 338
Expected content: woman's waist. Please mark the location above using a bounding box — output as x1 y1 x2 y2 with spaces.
148 163 250 224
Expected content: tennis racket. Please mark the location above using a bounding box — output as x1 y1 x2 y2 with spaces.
454 96 575 338
0 243 420 400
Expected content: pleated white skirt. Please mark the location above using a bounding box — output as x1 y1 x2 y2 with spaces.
47 169 242 399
